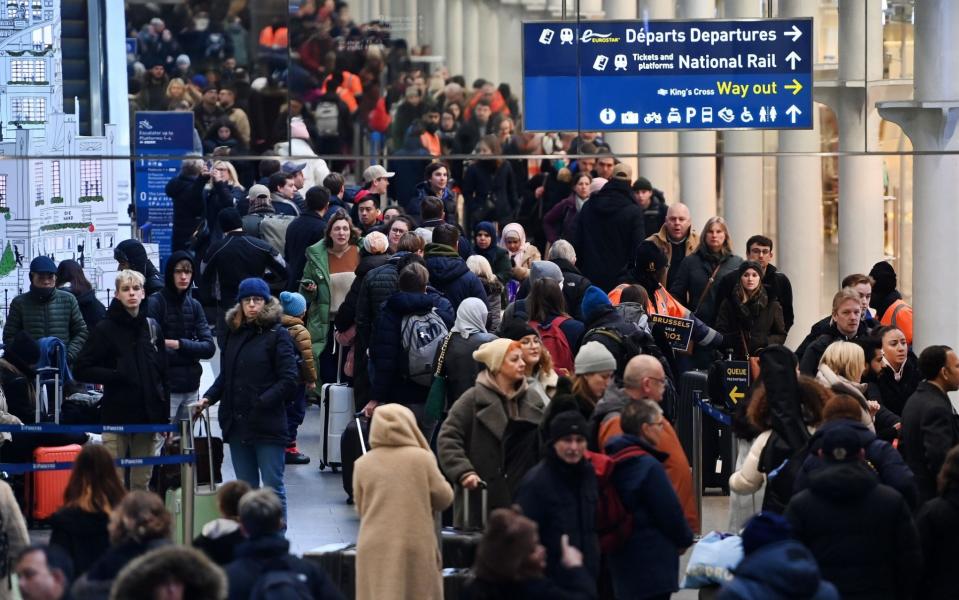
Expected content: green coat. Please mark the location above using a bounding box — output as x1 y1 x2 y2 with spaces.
3 289 88 363
299 238 362 364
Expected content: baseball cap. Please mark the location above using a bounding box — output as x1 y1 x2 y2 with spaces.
282 161 306 175
611 162 633 182
363 165 395 183
247 184 270 201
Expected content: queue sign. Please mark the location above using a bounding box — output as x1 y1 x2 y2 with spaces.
523 18 813 131
722 361 751 407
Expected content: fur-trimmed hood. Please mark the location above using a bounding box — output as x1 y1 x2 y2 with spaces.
225 297 283 331
110 545 227 600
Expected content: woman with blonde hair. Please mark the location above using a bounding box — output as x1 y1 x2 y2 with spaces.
669 215 743 327
203 160 246 250
467 254 504 332
816 341 877 428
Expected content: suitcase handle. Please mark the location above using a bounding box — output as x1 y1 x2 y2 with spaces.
460 480 487 531
34 366 61 424
191 408 217 492
355 416 368 456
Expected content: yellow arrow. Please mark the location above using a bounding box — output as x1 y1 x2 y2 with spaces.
728 385 745 404
785 79 803 95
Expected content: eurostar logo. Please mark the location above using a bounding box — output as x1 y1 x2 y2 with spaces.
580 29 618 43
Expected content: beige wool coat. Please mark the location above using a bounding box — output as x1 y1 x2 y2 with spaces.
353 404 453 600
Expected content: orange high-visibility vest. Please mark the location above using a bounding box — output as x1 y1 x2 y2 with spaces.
881 299 913 345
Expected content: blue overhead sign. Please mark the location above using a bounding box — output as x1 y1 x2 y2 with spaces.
523 18 813 131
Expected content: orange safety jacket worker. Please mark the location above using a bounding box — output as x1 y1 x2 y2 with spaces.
880 299 914 345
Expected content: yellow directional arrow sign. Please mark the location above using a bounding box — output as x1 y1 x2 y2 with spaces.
728 385 745 404
785 79 803 95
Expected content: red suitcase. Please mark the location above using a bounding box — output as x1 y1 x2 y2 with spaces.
27 444 82 521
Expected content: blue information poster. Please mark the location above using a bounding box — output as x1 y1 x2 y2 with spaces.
133 111 196 267
523 19 813 131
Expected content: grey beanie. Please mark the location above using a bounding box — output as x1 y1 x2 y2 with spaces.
574 341 617 375
529 260 564 286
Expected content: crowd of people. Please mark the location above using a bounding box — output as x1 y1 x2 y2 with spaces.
0 0 949 598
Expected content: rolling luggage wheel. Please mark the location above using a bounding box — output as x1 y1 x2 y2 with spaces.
319 462 327 472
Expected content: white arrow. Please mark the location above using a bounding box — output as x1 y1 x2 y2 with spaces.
785 105 801 124
785 25 802 42
785 51 801 70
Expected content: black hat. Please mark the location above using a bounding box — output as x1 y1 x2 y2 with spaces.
820 425 863 463
218 207 243 233
868 261 897 297
499 319 537 341
738 260 763 277
2 331 40 375
634 241 667 274
633 176 653 192
549 410 588 443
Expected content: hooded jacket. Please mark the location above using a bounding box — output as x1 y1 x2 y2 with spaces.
3 287 88 363
74 299 168 425
203 300 298 445
515 447 600 588
225 534 343 600
110 545 227 600
145 251 216 393
605 434 694 599
785 461 921 600
717 540 840 600
410 180 457 223
424 243 487 310
114 239 164 296
165 171 209 253
795 419 917 509
438 370 545 526
368 290 454 405
353 404 454 600
571 179 646 292
200 231 288 309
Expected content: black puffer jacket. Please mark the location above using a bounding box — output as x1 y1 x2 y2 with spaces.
70 288 106 331
917 487 959 599
199 231 288 308
441 331 497 409
203 300 297 445
863 354 921 416
581 304 667 382
795 419 918 509
145 251 216 393
785 461 921 600
333 251 390 332
74 300 168 425
571 178 646 292
166 172 209 253
355 252 414 346
715 286 787 360
515 450 600 588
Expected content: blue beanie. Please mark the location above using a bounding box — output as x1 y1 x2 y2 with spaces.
236 278 271 302
279 291 307 317
741 512 792 555
581 285 612 321
29 256 57 274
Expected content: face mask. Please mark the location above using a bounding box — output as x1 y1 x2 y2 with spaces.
424 122 438 133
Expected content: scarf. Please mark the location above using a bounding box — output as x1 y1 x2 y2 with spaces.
452 298 489 339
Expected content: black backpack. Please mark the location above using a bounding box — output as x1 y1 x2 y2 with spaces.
249 558 314 600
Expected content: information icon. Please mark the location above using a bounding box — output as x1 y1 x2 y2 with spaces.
599 108 617 125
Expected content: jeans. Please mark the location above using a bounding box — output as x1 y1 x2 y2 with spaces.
229 437 287 525
102 433 163 491
286 385 307 448
170 390 198 422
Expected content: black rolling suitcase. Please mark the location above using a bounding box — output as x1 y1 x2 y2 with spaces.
441 483 487 569
678 369 733 494
340 415 370 504
676 370 708 460
306 542 356 598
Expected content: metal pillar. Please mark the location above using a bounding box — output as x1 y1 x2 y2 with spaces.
879 0 959 349
721 0 765 247
778 0 823 348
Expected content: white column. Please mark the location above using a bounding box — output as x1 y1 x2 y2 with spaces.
447 0 464 75
678 0 717 224
721 0 764 248
478 1 501 84
463 1 481 85
429 0 447 60
778 0 823 348
637 0 678 208
835 0 885 280
879 0 959 349
369 0 382 21
499 4 524 98
602 0 638 175
404 0 418 48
